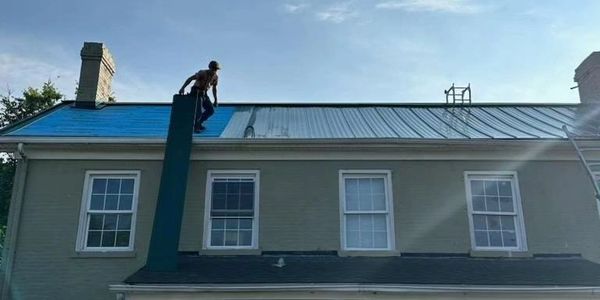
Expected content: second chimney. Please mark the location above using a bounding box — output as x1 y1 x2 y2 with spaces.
75 42 116 108
575 52 600 104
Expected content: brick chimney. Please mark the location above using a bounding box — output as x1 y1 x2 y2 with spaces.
75 42 116 108
575 52 600 104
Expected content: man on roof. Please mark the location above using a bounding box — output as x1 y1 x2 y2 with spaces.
178 60 220 132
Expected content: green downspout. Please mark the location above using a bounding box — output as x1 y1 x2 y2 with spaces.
145 95 196 271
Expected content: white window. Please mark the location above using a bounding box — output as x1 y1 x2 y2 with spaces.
77 171 140 251
204 171 259 249
465 172 527 251
340 170 394 251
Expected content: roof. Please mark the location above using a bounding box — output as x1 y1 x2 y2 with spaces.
1 101 600 140
124 253 600 286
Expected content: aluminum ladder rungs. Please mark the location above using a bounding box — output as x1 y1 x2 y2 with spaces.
562 125 600 202
580 148 600 152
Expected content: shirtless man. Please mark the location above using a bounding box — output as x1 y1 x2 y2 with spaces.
178 60 220 132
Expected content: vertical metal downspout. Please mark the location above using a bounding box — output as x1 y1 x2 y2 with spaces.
1 143 28 300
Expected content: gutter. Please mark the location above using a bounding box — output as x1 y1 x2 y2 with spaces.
109 283 600 294
1 144 29 300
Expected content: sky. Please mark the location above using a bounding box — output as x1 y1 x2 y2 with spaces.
1 0 599 104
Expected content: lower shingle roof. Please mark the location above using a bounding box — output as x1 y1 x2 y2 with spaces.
124 253 600 286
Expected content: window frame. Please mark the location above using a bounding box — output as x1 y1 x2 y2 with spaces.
203 170 260 250
76 170 141 252
339 170 395 251
464 171 527 252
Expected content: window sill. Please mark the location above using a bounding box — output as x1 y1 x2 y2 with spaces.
71 250 137 258
470 249 531 258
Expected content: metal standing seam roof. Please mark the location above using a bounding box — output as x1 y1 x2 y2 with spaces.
2 102 600 140
124 254 600 286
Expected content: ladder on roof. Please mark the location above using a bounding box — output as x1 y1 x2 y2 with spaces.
562 125 600 203
444 83 471 105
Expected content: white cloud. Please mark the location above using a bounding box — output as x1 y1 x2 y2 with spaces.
0 52 78 99
283 3 308 14
376 0 485 14
316 2 358 23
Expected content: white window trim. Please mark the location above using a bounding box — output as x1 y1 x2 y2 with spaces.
203 170 260 250
339 170 395 251
76 170 141 252
464 171 528 252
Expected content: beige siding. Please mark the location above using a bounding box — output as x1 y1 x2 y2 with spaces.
7 159 600 299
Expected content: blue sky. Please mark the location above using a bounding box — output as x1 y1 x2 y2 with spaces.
1 0 599 103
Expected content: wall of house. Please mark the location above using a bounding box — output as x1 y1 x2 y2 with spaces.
7 158 600 299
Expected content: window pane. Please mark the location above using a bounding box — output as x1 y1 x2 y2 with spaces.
374 231 388 248
106 179 121 194
346 193 359 211
224 231 238 246
498 181 512 196
358 179 371 195
240 193 254 210
371 178 385 194
484 181 498 196
117 214 132 230
226 182 240 194
87 231 102 247
474 230 488 247
472 215 486 230
239 230 252 246
90 195 104 210
239 218 252 230
345 178 358 194
359 215 374 232
502 231 517 247
240 182 254 193
346 230 360 248
346 215 359 231
499 197 514 212
487 216 500 230
373 215 387 231
500 216 515 230
359 231 374 248
226 219 239 230
92 179 107 194
116 231 130 247
485 196 500 212
226 194 239 210
489 231 502 247
372 193 386 210
470 180 485 196
105 195 119 210
358 192 372 211
472 196 485 211
212 219 225 230
89 214 104 230
211 230 224 246
212 193 226 210
104 214 117 230
213 182 226 193
120 179 134 194
118 195 133 210
101 231 116 247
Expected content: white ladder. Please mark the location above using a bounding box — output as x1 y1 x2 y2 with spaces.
562 125 600 202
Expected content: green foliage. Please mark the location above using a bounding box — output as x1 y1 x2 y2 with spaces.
0 80 64 127
0 81 63 254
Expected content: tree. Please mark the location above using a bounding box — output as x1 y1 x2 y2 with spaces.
0 81 63 255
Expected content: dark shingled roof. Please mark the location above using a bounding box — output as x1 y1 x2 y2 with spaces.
124 253 600 286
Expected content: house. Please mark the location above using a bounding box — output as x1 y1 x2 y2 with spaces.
1 42 600 300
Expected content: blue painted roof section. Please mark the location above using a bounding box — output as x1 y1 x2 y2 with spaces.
5 104 235 138
2 102 600 140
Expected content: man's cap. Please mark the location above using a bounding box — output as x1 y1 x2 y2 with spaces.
209 60 221 70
